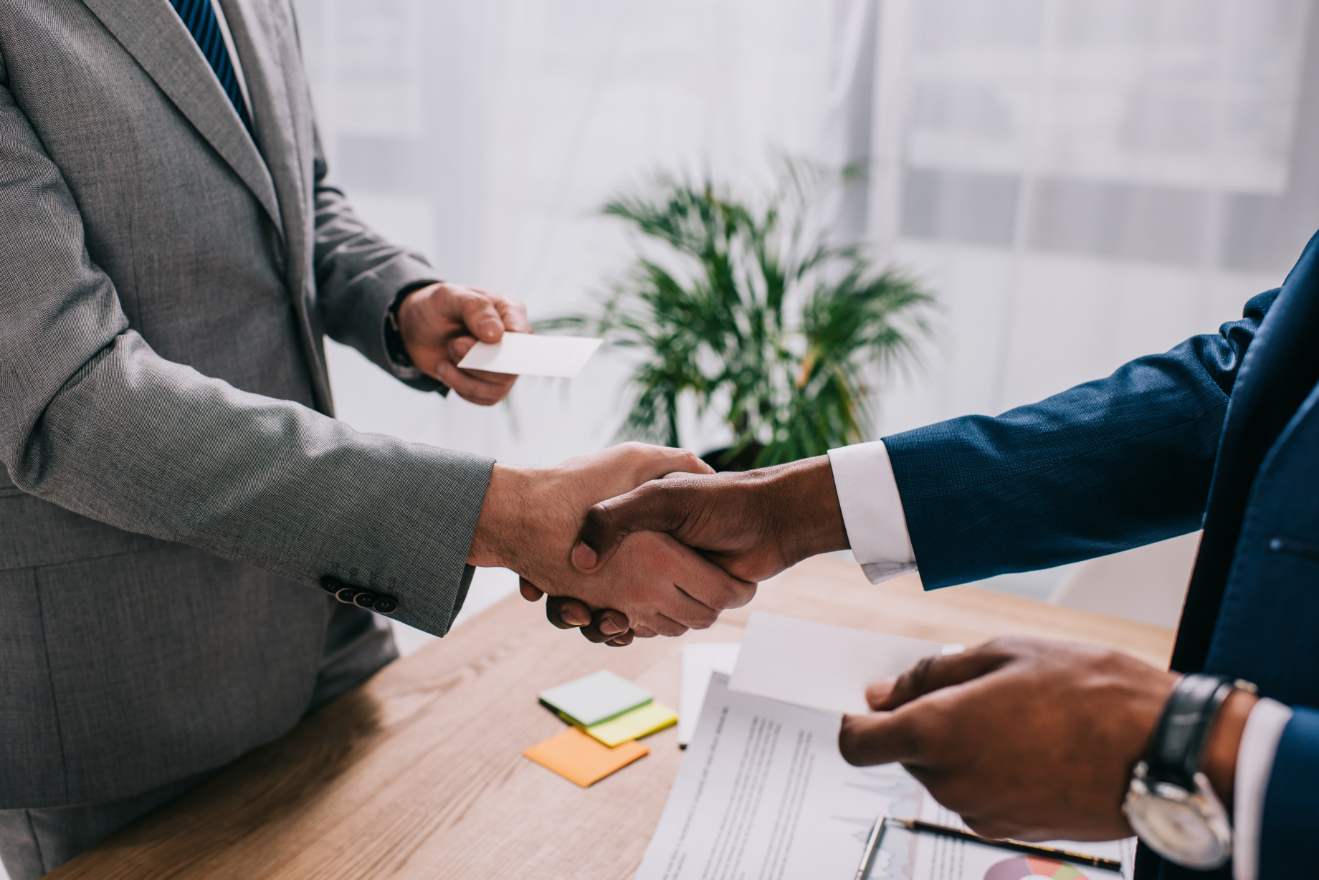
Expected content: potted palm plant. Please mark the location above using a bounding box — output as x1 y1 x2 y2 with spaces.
542 159 934 470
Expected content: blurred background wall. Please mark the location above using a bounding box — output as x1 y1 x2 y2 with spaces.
290 0 1319 622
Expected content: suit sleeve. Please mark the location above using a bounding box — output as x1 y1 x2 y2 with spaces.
883 290 1276 589
1259 707 1319 876
0 75 487 636
309 127 447 393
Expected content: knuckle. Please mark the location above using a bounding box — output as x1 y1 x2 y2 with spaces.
705 585 735 613
904 655 939 693
729 580 757 608
690 610 717 630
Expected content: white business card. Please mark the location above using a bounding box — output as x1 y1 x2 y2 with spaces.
456 332 603 378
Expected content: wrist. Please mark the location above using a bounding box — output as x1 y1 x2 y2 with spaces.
395 283 437 368
1200 687 1258 812
761 455 849 567
469 463 546 569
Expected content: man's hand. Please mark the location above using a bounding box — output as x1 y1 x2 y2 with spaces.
469 443 758 638
569 455 851 584
396 282 530 405
837 638 1256 842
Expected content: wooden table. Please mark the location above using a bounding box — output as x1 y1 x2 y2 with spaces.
53 558 1175 880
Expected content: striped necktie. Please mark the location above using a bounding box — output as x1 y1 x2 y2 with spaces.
168 0 253 133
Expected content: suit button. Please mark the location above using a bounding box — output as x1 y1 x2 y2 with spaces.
373 595 398 614
319 575 345 595
353 591 377 609
335 587 358 604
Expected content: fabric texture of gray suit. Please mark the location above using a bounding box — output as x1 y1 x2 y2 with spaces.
0 0 494 810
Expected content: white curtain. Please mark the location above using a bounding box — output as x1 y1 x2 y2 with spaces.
293 0 1318 599
868 0 1318 440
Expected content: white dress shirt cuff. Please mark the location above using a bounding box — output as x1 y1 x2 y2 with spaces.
1232 697 1292 880
828 441 917 584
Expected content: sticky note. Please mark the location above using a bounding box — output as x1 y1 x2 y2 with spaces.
456 332 603 378
523 727 649 787
538 670 653 727
579 701 678 747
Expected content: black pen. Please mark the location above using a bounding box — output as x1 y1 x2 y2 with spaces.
888 818 1123 871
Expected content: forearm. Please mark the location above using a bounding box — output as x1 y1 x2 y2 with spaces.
8 330 493 635
885 293 1274 589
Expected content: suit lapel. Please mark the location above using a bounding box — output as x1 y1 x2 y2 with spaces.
80 0 284 241
217 0 308 272
214 0 334 412
1171 232 1319 673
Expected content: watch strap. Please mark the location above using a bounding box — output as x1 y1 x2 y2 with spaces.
1144 673 1238 789
384 285 421 373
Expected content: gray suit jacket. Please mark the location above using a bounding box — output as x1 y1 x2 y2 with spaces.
0 0 494 808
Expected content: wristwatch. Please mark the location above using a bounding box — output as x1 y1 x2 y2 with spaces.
1122 673 1256 870
384 286 422 378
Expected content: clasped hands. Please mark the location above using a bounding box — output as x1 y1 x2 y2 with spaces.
421 282 1242 845
485 458 1251 846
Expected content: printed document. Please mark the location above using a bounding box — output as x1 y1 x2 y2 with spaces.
878 801 1134 880
635 673 924 880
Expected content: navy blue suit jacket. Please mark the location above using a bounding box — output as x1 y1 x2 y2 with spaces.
885 232 1319 879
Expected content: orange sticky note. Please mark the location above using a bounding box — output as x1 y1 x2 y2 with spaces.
523 727 649 787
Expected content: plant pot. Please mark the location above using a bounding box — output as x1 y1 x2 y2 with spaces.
699 444 764 473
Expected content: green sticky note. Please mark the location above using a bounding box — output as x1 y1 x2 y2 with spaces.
538 670 652 727
581 701 678 747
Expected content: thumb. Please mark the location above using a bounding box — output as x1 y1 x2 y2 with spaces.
838 712 914 767
572 482 691 573
452 287 506 344
518 577 544 602
875 647 1010 711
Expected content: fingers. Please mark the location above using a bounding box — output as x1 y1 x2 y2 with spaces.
519 578 544 602
437 287 524 405
436 361 516 405
445 335 527 383
649 613 691 638
543 596 594 629
574 481 689 573
865 677 897 710
667 553 757 613
615 533 739 632
619 442 714 483
481 287 531 334
874 645 1012 711
452 286 509 344
577 609 631 643
838 712 919 767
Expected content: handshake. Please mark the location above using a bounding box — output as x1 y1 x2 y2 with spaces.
466 442 850 645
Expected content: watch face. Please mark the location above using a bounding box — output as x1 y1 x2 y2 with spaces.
1124 785 1231 870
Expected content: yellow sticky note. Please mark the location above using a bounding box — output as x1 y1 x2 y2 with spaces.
580 701 678 747
523 727 649 787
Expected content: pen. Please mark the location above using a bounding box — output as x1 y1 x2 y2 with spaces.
888 818 1123 871
853 816 886 880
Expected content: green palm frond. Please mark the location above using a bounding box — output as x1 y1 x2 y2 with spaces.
537 156 936 467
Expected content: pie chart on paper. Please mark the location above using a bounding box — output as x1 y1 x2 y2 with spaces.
984 856 1091 880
